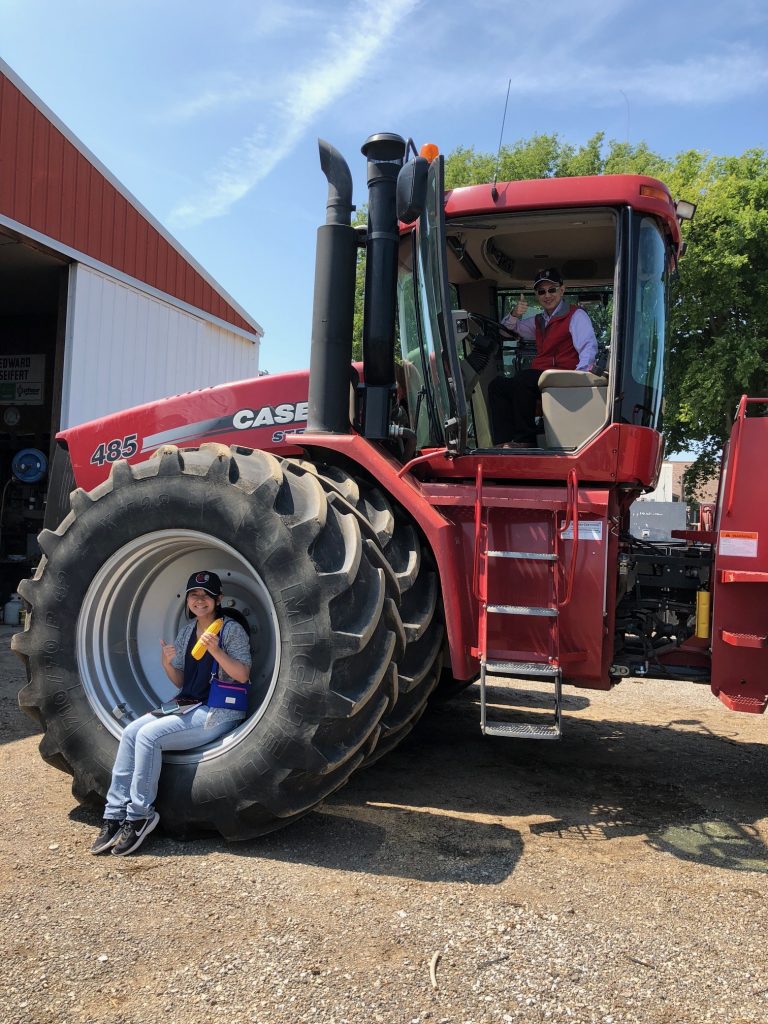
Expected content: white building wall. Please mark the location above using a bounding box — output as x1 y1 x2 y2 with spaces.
60 264 260 428
637 461 674 503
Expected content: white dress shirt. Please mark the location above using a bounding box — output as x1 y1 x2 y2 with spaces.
501 300 598 371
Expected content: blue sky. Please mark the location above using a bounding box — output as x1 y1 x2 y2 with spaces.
2 0 768 377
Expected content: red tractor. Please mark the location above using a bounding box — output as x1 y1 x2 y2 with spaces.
14 134 768 840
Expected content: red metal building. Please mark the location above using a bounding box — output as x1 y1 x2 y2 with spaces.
0 57 263 598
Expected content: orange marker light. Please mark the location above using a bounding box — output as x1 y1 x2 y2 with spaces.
639 184 670 204
420 143 439 163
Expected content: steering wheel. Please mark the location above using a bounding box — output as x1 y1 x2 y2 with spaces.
466 311 511 342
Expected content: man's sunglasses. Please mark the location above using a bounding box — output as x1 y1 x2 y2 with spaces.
535 286 560 296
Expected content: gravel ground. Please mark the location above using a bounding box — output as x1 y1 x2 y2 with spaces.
1 622 767 1024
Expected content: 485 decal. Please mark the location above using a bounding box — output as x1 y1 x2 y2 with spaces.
90 433 139 466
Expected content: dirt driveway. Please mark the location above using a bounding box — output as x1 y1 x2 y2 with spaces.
1 623 767 1024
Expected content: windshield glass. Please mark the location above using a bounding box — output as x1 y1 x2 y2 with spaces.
396 235 442 447
396 157 465 450
617 215 668 430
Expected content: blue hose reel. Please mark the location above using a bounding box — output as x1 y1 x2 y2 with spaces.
11 448 48 484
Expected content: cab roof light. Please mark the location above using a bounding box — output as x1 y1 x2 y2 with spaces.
675 199 697 222
639 184 670 204
420 143 439 163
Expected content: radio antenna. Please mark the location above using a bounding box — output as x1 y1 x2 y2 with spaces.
491 78 512 201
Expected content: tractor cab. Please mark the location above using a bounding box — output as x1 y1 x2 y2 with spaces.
396 154 681 468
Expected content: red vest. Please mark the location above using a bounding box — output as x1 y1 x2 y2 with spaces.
532 304 579 371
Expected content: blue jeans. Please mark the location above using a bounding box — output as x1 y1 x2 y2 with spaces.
104 707 235 821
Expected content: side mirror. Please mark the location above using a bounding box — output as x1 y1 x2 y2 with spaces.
396 157 429 224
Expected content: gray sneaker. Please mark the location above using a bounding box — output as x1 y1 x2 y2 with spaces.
91 819 123 855
111 812 160 856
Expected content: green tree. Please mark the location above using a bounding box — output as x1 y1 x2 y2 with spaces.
663 150 768 489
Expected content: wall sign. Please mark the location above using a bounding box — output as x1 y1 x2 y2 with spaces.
0 354 45 405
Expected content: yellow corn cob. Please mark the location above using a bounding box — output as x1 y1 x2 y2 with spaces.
191 617 224 660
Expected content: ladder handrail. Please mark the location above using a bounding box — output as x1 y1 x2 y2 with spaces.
558 469 579 608
472 462 485 600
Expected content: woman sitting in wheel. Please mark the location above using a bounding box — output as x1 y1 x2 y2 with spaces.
91 570 251 857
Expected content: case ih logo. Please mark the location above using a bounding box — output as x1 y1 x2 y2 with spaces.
133 401 310 457
232 402 308 430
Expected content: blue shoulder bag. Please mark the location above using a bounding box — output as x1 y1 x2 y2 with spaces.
206 622 250 712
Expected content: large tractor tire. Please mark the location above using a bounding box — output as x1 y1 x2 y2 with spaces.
13 445 401 840
291 463 444 761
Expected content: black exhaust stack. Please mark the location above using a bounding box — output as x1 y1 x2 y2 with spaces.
307 140 357 434
360 133 407 439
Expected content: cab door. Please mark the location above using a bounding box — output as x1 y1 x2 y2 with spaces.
414 155 467 453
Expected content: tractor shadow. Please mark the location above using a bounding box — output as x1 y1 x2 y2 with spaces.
0 625 48 746
242 682 768 883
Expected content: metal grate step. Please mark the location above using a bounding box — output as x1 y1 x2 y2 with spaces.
487 550 558 561
479 662 563 741
485 660 559 678
483 720 562 739
487 604 558 617
721 630 767 649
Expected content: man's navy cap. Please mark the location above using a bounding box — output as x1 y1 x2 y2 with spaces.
185 571 222 597
533 267 563 287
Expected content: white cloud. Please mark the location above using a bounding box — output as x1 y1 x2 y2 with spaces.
549 45 768 107
614 48 768 104
169 0 419 227
161 75 278 123
244 4 323 38
389 42 768 119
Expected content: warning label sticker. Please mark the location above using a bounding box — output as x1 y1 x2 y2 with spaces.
718 530 758 558
560 521 603 542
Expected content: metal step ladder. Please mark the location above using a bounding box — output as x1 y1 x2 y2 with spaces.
472 468 579 740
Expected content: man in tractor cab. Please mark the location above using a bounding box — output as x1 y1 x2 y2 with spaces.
488 267 598 447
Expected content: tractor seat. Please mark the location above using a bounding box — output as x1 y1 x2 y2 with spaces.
538 369 609 449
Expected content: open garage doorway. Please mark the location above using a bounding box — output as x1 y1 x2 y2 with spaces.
0 228 69 606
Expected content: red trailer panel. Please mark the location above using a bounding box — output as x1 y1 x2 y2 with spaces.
710 397 768 712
